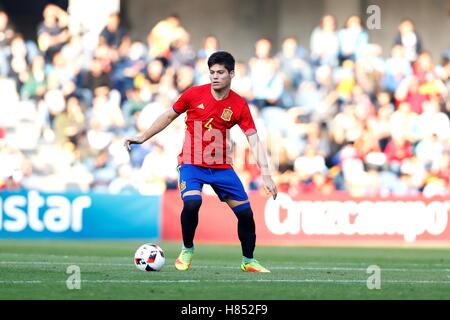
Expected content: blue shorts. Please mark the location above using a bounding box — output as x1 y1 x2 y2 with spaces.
177 164 248 201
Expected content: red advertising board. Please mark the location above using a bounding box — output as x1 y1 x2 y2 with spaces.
161 191 450 246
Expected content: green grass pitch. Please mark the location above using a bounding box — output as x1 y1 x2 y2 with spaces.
1 240 449 300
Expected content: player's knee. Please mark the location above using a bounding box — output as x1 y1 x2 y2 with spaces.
182 195 202 212
232 202 252 216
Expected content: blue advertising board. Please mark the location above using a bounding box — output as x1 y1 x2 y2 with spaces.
0 190 161 239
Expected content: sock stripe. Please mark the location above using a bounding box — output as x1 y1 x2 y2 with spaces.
232 202 251 214
183 195 202 202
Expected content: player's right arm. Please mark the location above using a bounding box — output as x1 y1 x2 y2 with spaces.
124 88 193 151
123 108 180 151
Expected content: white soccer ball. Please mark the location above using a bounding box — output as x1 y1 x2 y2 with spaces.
134 243 165 271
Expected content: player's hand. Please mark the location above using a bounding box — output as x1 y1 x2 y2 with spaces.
123 136 143 151
262 175 278 200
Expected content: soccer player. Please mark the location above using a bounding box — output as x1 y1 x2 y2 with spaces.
124 51 277 272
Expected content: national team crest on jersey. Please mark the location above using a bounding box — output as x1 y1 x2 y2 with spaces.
179 181 186 192
221 108 233 121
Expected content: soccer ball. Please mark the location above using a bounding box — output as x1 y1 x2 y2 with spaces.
134 243 165 271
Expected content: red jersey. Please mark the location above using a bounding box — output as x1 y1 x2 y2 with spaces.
172 83 257 169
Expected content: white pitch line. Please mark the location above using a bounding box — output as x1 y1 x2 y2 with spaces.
1 254 449 268
0 261 132 267
1 255 449 268
84 279 202 283
1 279 450 285
194 266 450 272
0 280 43 284
0 261 448 273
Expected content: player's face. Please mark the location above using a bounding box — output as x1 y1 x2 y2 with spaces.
209 64 234 91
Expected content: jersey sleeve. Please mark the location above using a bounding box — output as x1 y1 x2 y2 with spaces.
238 101 257 136
172 88 192 114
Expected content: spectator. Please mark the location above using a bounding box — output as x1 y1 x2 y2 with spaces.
53 96 86 146
21 55 46 100
368 91 394 150
249 38 283 109
79 56 113 104
99 12 127 49
276 36 311 86
175 65 195 93
170 29 196 70
412 51 447 98
416 99 450 141
113 41 147 96
295 81 321 119
231 62 252 101
294 144 327 181
334 59 356 105
415 133 444 171
354 44 384 94
90 88 125 132
276 36 312 107
7 35 30 91
0 10 14 77
395 76 428 114
310 15 339 67
337 15 369 64
393 18 422 63
108 164 138 194
197 35 219 59
0 10 14 47
389 101 419 143
147 14 186 60
384 136 414 174
382 45 412 93
37 4 70 62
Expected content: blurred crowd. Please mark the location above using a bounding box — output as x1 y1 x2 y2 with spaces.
0 6 449 198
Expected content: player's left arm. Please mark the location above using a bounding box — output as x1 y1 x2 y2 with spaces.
246 133 278 200
238 100 277 200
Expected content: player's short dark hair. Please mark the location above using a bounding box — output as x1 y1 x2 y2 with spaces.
207 51 235 72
